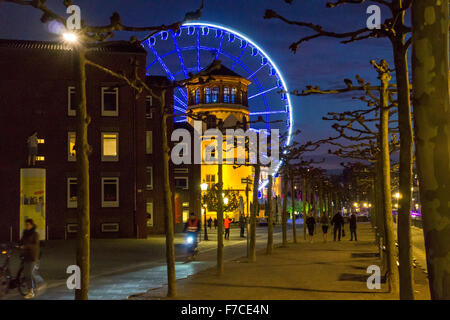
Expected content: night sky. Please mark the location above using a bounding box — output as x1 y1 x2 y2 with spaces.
0 0 400 170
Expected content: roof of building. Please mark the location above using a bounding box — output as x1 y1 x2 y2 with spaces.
200 61 244 78
0 39 147 54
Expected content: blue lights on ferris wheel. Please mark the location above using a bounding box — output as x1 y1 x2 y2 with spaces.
144 22 295 182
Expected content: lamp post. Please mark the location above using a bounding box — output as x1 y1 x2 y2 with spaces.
201 181 208 240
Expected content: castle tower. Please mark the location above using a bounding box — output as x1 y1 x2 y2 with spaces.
186 63 253 220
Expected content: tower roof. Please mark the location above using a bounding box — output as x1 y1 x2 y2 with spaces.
199 61 244 78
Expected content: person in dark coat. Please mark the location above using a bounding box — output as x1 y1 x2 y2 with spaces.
213 218 218 230
19 218 40 299
305 213 316 243
239 214 246 238
349 213 358 241
331 211 344 241
207 217 212 230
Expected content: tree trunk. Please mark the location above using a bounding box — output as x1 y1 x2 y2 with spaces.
282 174 288 246
378 66 400 294
303 177 308 240
411 0 450 300
291 176 297 243
249 164 260 262
74 47 90 300
159 92 177 297
392 0 415 300
217 163 224 275
266 175 274 254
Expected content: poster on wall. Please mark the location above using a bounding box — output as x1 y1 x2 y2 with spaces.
20 168 46 240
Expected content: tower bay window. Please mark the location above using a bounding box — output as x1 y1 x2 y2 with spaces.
224 87 230 103
212 87 219 103
205 87 211 103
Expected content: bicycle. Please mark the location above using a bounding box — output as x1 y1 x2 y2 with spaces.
0 243 36 298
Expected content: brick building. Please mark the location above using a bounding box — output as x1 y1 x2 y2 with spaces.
0 39 200 241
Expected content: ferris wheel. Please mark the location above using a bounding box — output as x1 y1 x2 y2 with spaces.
143 22 294 178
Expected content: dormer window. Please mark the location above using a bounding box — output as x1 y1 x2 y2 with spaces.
205 87 211 103
212 87 219 103
224 87 230 103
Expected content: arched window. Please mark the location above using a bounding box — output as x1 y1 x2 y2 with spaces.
190 90 195 105
212 87 219 103
205 87 211 103
195 89 200 104
224 87 230 103
231 88 236 104
239 90 243 104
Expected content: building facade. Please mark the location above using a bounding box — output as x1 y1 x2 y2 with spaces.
0 39 200 241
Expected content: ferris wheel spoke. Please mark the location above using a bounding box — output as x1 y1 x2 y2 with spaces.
196 28 201 71
248 86 279 100
246 64 267 80
231 43 248 71
215 34 225 60
171 31 189 79
147 41 175 81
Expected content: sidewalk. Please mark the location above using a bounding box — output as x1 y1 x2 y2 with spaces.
133 223 431 300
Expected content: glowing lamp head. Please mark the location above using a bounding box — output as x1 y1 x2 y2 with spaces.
395 192 401 199
200 182 208 191
186 236 194 244
63 32 78 43
1 250 6 255
224 197 229 205
353 202 359 208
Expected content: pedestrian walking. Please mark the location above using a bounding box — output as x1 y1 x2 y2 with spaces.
349 212 358 241
331 211 344 241
19 218 40 299
342 214 346 238
213 218 218 230
207 217 212 230
239 214 246 238
224 215 233 240
320 213 330 242
305 213 316 243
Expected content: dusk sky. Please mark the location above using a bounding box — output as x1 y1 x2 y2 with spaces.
0 0 399 170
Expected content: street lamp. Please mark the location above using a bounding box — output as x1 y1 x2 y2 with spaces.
224 197 229 205
62 32 78 43
200 181 208 240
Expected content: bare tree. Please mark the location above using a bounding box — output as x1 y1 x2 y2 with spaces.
5 0 205 299
265 0 416 299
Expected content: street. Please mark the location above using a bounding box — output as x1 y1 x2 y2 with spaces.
4 225 283 300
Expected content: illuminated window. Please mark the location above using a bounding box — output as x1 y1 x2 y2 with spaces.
101 87 119 116
68 86 76 116
102 177 119 207
146 167 153 190
206 174 215 190
68 132 76 161
37 139 45 144
101 132 119 162
146 131 153 154
239 90 243 104
212 87 219 103
224 87 230 103
231 88 236 103
204 87 211 103
36 156 45 161
67 178 77 208
145 96 153 119
195 89 200 104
